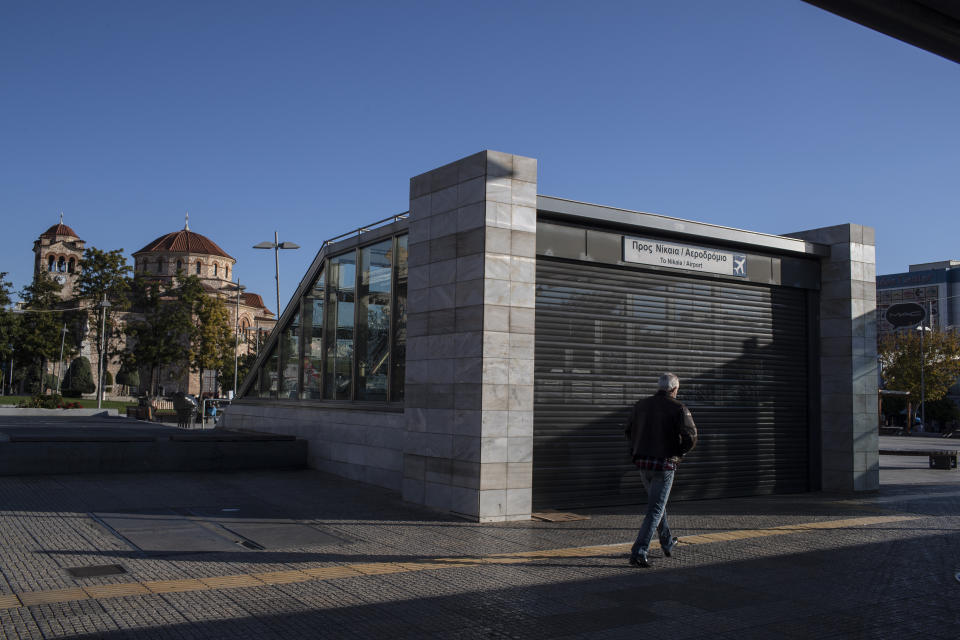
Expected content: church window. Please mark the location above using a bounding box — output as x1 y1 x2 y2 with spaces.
57 257 65 272
176 260 182 272
226 266 230 279
214 263 218 276
157 258 163 273
196 261 202 275
48 256 55 271
68 258 76 273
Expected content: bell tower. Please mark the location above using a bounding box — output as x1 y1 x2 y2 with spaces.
33 213 86 300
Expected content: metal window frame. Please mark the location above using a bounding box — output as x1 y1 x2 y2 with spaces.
235 218 408 403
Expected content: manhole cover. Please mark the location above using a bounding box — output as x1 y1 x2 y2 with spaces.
93 511 242 555
65 564 126 578
531 512 591 522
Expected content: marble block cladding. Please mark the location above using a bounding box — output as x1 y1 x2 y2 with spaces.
404 151 537 522
788 224 878 492
222 403 405 490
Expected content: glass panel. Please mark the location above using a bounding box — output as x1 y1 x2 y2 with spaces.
278 308 301 398
301 269 325 399
325 251 356 399
257 345 279 398
357 240 392 401
391 235 408 402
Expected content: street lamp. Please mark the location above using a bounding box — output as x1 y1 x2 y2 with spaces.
253 231 299 320
227 280 246 399
97 296 111 409
916 300 932 432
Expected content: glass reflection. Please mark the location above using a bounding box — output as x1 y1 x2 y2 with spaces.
258 345 279 398
325 252 356 399
391 235 407 402
278 309 300 399
357 240 392 401
301 270 324 399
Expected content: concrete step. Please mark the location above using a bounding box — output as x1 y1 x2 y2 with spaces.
0 418 307 476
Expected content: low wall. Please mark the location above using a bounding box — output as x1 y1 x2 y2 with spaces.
0 408 119 417
0 434 307 476
222 402 405 491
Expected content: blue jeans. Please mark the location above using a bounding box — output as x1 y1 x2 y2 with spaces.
630 468 675 559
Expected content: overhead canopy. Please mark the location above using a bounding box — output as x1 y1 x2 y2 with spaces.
804 0 960 64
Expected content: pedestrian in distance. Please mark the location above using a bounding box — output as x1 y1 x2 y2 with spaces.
624 372 698 568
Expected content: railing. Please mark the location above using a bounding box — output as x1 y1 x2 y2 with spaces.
321 212 408 248
200 397 232 427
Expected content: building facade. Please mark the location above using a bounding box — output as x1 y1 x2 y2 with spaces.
32 216 85 301
877 260 960 412
876 260 960 335
29 217 276 398
226 150 879 521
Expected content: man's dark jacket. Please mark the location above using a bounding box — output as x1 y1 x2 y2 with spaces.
624 390 698 463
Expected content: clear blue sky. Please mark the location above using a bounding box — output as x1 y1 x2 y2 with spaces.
2 0 959 310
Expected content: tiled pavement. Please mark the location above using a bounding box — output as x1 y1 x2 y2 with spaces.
0 435 958 638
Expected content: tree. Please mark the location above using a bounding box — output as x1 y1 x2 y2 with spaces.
190 293 233 397
219 352 257 398
123 276 193 395
0 273 15 392
43 373 59 392
74 247 132 389
63 356 96 397
879 328 960 425
116 365 141 393
13 273 70 393
74 247 132 305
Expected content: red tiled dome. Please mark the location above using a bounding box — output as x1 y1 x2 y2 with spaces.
135 229 234 260
40 223 80 239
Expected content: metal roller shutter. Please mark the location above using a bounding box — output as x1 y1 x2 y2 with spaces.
533 257 811 509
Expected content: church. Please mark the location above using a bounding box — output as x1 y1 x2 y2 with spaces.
32 215 276 398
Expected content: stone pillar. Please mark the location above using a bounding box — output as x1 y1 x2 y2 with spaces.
789 224 878 492
404 151 537 521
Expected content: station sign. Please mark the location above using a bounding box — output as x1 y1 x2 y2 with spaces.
885 302 926 328
623 236 746 278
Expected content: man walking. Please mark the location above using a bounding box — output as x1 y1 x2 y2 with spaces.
624 372 697 568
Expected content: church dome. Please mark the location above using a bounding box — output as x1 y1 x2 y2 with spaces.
135 227 234 260
40 222 80 239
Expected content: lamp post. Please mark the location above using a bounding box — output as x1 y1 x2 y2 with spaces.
229 280 246 399
253 231 299 319
97 296 111 409
917 300 932 432
56 323 68 395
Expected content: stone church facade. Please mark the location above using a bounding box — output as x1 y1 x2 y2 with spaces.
31 217 276 398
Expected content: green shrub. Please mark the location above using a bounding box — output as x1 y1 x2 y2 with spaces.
21 365 42 395
63 357 96 397
117 367 140 388
18 393 63 409
43 373 59 392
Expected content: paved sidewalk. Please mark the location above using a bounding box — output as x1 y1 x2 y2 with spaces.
1 449 959 638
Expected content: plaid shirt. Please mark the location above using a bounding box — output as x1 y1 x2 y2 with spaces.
633 456 677 471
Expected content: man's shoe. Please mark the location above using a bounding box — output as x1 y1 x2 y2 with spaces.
662 537 679 557
629 554 651 568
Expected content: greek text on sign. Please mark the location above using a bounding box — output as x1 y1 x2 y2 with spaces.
623 236 747 278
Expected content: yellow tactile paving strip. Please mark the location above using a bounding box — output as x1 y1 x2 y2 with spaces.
0 514 918 610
